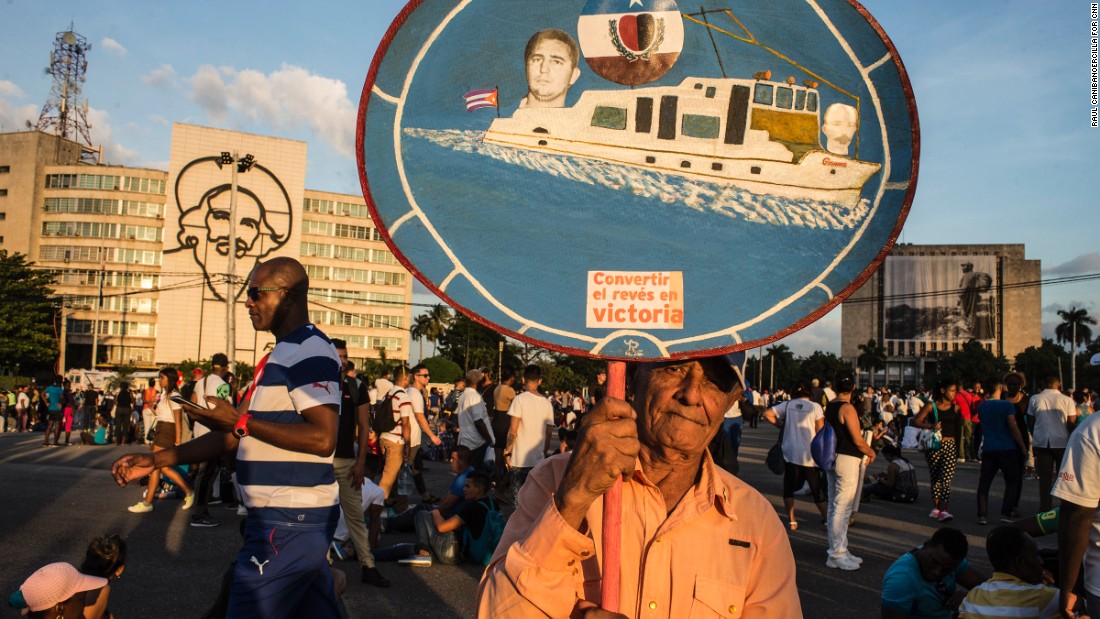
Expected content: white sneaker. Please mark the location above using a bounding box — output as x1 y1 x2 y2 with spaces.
938 510 954 522
826 556 860 571
928 508 941 519
846 553 863 565
128 501 153 513
399 554 432 567
236 505 248 517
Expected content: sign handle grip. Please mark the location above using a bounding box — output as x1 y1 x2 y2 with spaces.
600 361 627 613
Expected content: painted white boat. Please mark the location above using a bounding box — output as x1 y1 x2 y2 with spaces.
484 75 881 207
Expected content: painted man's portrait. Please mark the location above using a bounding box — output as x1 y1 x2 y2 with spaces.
168 156 292 301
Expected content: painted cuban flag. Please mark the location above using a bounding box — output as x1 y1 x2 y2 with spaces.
464 88 499 112
577 0 683 86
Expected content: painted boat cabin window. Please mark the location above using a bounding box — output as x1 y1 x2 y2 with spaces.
705 86 717 98
807 91 819 112
776 87 794 109
681 114 721 140
591 106 628 130
753 83 774 105
795 90 807 111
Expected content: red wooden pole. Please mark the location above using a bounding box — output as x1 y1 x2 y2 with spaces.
600 361 627 612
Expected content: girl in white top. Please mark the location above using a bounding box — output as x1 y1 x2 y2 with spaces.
128 368 194 513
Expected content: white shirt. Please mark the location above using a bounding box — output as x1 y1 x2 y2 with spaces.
192 374 229 439
1051 412 1100 596
374 378 394 403
154 391 180 424
380 386 412 444
457 387 493 449
507 391 555 469
723 400 741 419
771 398 824 467
1029 388 1078 449
16 392 30 411
406 386 426 447
334 477 387 543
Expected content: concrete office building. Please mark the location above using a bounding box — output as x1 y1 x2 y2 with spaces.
0 124 412 371
840 243 1041 387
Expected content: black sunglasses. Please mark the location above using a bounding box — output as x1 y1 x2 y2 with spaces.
246 286 286 301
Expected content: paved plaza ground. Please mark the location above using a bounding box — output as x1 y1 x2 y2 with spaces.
1 425 1047 617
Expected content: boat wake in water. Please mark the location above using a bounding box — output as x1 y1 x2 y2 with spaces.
405 128 870 231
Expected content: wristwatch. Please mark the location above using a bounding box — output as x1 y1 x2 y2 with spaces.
233 413 252 438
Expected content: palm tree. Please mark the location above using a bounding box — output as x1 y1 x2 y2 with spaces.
1056 306 1096 390
857 339 887 387
410 314 432 363
422 304 454 357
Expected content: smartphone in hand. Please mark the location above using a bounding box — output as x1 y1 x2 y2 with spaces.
170 393 207 412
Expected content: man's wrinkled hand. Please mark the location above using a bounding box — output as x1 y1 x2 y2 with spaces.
555 398 638 527
111 453 155 487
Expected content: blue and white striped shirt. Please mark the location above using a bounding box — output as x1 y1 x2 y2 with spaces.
237 324 341 517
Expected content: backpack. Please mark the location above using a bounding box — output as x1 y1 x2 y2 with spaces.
463 498 506 566
371 391 398 435
811 421 838 472
891 459 919 503
179 380 197 404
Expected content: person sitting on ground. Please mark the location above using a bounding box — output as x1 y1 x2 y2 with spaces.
399 471 501 566
385 446 476 533
8 562 107 619
958 526 1059 619
863 442 919 504
881 527 987 619
79 534 127 619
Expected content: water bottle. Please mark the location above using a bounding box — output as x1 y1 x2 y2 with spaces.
398 463 414 497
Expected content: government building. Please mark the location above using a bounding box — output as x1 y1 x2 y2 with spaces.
840 243 1041 387
0 124 412 370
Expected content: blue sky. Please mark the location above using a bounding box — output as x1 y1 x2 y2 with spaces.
1 0 1096 358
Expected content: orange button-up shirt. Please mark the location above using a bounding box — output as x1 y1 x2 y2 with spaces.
477 452 801 618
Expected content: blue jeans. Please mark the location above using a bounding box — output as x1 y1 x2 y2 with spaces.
722 417 743 460
414 510 461 564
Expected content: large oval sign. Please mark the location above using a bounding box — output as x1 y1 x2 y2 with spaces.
358 0 919 361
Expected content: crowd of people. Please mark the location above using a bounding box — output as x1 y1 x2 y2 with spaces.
6 256 1100 617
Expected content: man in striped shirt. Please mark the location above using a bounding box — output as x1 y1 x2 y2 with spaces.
112 257 343 618
958 526 1058 619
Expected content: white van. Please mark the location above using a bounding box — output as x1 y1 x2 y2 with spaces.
64 369 119 391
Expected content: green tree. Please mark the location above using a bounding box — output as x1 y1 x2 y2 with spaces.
422 356 463 384
0 251 59 376
410 314 432 363
537 360 584 394
422 304 454 357
1014 339 1071 393
798 350 849 385
856 339 887 387
934 340 1010 389
1056 306 1096 390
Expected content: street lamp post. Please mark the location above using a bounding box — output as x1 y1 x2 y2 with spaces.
217 151 255 373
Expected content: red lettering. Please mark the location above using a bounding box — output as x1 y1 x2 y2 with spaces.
822 157 848 168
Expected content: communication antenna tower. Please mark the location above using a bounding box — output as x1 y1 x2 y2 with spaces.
34 25 100 163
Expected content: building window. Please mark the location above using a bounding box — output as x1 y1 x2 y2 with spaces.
0 165 9 173
0 212 5 221
0 189 7 196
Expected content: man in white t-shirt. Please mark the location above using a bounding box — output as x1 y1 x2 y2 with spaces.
407 364 442 503
374 370 393 406
1051 394 1100 616
764 380 827 529
505 365 555 506
456 369 494 469
378 367 413 502
1029 375 1078 512
189 353 233 528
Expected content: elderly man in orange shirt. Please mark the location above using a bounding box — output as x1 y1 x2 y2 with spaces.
477 353 801 618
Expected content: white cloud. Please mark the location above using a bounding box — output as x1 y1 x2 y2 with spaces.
185 63 356 158
141 64 176 88
0 80 25 99
86 106 140 165
101 37 127 56
0 81 38 132
1044 253 1100 277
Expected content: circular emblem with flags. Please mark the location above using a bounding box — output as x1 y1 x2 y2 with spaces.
578 0 683 85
